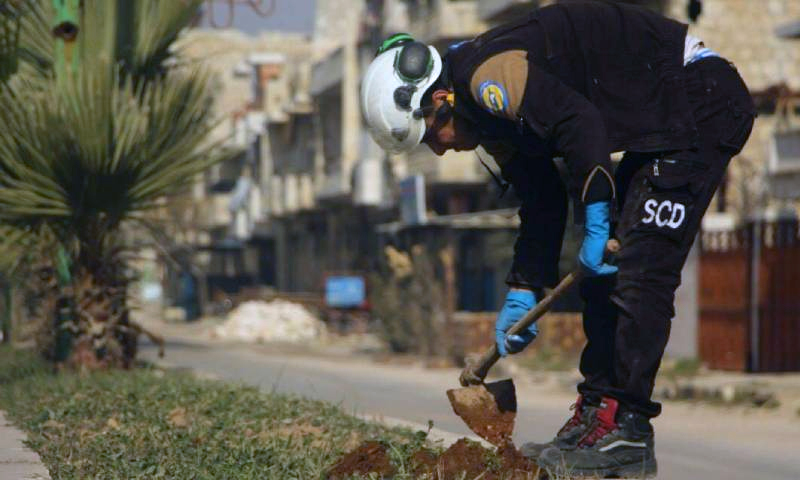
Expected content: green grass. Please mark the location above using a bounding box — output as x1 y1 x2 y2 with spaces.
0 346 427 479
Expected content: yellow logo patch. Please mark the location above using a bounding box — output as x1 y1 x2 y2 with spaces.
478 81 509 115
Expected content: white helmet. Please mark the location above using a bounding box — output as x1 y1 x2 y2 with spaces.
361 34 443 154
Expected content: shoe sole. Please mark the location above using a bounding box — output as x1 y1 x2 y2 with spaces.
519 445 551 461
557 458 657 479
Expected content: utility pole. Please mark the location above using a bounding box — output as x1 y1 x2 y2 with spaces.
51 0 81 362
53 0 81 82
1 280 9 344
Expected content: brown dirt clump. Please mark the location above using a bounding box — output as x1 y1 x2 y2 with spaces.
326 441 395 479
409 448 438 477
446 380 517 446
497 442 540 479
328 438 539 479
437 438 499 480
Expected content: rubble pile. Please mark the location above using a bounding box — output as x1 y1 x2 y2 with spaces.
213 300 326 343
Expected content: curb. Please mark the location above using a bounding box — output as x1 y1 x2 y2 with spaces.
0 411 50 480
355 414 492 448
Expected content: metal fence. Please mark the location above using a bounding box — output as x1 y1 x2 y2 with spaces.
699 219 800 372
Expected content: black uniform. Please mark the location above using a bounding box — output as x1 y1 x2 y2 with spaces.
444 1 754 417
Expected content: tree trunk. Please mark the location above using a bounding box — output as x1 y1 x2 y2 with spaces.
1 282 10 344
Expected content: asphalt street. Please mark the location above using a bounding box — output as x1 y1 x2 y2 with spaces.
140 340 800 480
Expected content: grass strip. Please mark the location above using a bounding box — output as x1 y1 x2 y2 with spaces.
0 346 428 479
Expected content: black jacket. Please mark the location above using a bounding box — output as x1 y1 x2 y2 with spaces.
444 1 693 288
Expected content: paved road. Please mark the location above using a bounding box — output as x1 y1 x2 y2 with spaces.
141 341 800 480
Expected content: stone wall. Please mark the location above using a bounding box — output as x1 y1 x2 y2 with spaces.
665 0 800 92
452 311 585 360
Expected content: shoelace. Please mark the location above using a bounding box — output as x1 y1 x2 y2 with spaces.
557 403 582 434
577 415 615 448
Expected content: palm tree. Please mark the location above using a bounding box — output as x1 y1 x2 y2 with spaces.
0 0 235 367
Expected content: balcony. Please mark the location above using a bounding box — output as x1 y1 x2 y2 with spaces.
310 47 344 97
206 157 242 193
200 192 233 229
316 171 351 201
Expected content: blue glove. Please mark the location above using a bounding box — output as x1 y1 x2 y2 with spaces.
495 289 538 357
579 201 618 276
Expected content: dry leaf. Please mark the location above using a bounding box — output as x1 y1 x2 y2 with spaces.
41 419 65 430
167 407 189 428
106 417 121 430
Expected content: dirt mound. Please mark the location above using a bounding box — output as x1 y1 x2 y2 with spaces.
438 438 496 479
327 441 395 479
497 442 539 479
327 438 539 479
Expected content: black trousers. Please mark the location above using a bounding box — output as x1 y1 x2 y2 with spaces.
577 57 755 418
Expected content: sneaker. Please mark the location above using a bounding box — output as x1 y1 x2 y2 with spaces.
538 397 657 478
519 395 596 460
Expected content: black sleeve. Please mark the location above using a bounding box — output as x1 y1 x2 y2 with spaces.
502 155 568 289
519 64 615 204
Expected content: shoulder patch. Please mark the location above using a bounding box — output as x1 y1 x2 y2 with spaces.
469 50 528 120
478 80 510 115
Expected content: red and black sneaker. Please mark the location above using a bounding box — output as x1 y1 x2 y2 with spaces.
519 395 597 460
538 397 657 478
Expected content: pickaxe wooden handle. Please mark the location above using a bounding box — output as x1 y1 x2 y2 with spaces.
458 239 620 387
458 270 582 386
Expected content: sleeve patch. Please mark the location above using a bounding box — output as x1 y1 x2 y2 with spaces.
469 50 528 120
478 81 510 115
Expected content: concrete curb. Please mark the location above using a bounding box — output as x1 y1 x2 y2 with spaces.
0 411 50 480
355 414 492 448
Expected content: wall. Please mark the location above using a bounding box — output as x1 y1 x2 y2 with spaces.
667 242 699 358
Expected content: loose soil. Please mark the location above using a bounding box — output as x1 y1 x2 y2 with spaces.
409 448 438 477
446 380 517 446
437 438 496 479
327 440 395 479
327 438 540 479
496 442 539 479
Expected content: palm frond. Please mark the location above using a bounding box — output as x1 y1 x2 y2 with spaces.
0 0 54 81
16 0 53 77
0 63 232 237
0 224 46 277
130 0 204 82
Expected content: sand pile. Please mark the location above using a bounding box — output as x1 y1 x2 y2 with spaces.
213 300 326 343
